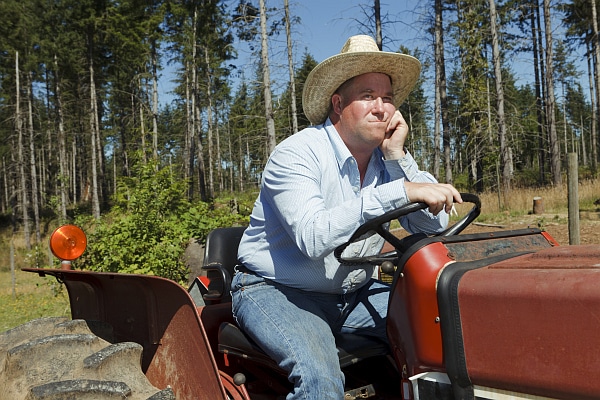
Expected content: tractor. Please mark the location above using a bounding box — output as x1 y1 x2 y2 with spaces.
2 193 600 399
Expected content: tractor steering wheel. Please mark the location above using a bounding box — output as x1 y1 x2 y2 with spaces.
334 193 481 267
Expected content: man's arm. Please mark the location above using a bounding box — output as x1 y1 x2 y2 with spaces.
379 110 462 232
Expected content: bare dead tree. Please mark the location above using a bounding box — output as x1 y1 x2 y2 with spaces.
259 0 276 154
205 46 216 199
543 0 561 186
488 0 511 204
434 0 452 185
374 0 382 50
529 0 546 184
151 41 160 164
591 0 600 170
284 0 298 134
16 51 31 249
54 55 68 222
587 40 595 168
88 37 102 218
26 73 41 243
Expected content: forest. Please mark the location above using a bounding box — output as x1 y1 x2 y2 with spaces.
0 0 597 278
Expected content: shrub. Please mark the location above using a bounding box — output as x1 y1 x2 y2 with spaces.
75 162 249 283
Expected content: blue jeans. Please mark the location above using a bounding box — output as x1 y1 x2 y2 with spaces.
231 270 390 400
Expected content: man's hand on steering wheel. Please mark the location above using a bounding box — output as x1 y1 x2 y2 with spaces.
334 193 481 267
404 182 463 215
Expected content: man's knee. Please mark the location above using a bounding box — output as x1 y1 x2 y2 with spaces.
288 358 344 399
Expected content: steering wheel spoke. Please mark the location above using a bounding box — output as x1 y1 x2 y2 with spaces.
334 193 481 266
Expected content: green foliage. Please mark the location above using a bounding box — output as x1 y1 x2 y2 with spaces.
75 162 249 283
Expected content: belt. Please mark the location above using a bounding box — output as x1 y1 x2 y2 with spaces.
235 264 256 275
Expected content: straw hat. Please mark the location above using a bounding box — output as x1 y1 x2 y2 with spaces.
302 35 421 125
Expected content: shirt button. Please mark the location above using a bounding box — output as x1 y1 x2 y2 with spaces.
352 186 359 192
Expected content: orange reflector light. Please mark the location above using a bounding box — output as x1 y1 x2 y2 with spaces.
49 224 87 261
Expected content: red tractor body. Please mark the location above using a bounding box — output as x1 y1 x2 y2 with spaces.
21 223 600 400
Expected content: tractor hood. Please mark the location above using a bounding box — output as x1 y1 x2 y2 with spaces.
439 244 600 400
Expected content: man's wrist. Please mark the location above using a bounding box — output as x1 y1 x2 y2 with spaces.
383 147 407 160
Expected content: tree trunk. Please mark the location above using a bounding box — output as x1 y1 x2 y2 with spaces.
16 51 31 250
2 158 8 214
580 114 587 165
434 75 441 180
433 0 442 180
26 73 41 244
204 46 215 199
591 0 600 171
530 0 546 184
239 127 245 192
195 102 207 201
543 0 561 186
488 0 511 205
216 111 223 192
185 60 195 198
434 0 452 185
374 0 382 50
191 15 207 201
88 37 101 218
228 127 234 191
138 88 147 164
151 39 159 164
587 40 596 168
71 141 77 204
284 0 298 134
259 0 277 154
95 97 105 209
113 152 117 195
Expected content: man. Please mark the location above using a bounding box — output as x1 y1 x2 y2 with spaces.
232 35 461 399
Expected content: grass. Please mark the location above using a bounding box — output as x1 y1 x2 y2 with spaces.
0 268 70 333
455 178 600 224
0 231 70 332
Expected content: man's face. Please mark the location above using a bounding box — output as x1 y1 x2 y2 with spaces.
332 72 396 151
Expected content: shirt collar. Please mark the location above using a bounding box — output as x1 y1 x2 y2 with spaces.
323 118 355 171
322 118 385 173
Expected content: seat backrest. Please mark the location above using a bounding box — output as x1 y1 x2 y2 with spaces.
201 226 247 303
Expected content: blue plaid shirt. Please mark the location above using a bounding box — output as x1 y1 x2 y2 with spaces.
238 118 448 294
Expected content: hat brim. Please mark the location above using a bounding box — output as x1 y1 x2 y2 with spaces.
302 51 421 125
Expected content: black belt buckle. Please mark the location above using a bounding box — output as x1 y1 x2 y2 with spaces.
235 264 254 275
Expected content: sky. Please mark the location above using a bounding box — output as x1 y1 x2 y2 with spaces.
280 1 427 64
157 0 590 105
158 1 432 104
233 1 429 90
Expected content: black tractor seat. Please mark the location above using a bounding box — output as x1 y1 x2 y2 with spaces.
195 227 390 375
218 322 389 373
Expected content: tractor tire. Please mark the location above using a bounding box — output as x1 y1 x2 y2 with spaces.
0 317 176 400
